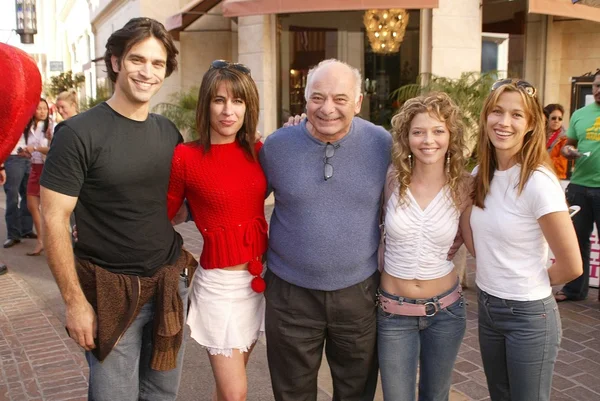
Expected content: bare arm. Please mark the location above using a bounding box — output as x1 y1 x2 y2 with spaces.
560 138 580 159
459 205 475 257
539 211 583 285
41 186 97 350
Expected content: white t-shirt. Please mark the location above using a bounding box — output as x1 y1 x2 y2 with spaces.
470 164 568 301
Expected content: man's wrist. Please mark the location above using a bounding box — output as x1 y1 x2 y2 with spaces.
0 164 4 171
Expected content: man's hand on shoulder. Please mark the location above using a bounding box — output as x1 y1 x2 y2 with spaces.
283 113 306 128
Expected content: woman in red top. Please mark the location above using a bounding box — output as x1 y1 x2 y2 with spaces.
544 103 568 179
167 61 267 401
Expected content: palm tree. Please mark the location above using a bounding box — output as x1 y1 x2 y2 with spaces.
391 71 499 142
153 87 199 141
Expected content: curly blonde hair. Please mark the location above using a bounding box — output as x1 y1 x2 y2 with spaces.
390 92 468 208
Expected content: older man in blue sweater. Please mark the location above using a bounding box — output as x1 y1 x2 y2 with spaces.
260 59 392 401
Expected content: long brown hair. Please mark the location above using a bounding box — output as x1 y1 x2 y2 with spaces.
196 66 259 159
390 92 468 208
473 81 552 208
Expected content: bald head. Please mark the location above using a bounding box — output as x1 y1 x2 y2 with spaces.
305 59 362 103
303 59 364 142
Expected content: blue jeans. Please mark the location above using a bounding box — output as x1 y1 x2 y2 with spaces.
86 275 189 401
478 289 561 401
377 285 466 401
3 155 33 240
561 183 600 300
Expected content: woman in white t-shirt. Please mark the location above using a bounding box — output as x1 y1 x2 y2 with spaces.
464 80 582 401
377 93 473 401
24 99 52 256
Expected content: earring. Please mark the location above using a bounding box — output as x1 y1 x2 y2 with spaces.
446 153 450 173
408 154 412 170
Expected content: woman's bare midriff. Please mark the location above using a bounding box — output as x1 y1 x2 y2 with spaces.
380 268 458 299
222 262 249 271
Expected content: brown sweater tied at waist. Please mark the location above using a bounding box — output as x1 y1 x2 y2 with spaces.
76 249 198 371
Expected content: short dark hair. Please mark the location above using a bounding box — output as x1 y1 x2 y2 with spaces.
543 103 564 117
594 69 600 80
104 18 178 83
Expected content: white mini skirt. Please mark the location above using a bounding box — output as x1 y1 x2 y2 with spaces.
186 267 265 357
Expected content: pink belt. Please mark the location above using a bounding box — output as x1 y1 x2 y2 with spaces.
377 285 463 317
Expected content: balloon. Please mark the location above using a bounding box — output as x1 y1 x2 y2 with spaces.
0 43 42 164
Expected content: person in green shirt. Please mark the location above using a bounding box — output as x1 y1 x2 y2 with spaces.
555 71 600 302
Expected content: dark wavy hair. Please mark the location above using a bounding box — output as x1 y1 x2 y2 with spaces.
104 18 178 83
195 66 260 160
23 98 50 144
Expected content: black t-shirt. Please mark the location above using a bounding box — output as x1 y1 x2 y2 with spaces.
40 102 183 276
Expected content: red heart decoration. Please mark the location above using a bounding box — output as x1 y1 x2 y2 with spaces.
0 43 42 164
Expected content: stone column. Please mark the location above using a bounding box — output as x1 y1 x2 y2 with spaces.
429 0 482 78
238 15 278 137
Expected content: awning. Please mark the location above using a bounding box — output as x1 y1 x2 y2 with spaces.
166 0 223 40
529 0 600 23
222 0 438 17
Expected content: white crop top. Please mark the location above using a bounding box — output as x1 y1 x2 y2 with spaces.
384 186 459 280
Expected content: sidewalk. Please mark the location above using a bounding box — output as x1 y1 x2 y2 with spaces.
0 194 599 400
0 273 88 401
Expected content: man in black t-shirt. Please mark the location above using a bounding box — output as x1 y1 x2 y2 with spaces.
40 18 192 401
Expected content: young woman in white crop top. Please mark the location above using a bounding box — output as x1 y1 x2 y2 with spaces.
377 93 473 401
464 80 582 401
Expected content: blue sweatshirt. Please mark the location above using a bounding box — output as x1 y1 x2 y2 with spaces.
260 117 392 290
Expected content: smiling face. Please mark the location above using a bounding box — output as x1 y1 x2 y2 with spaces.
209 82 246 144
111 36 167 107
548 109 563 132
409 112 450 169
56 99 77 120
305 62 362 142
486 91 530 163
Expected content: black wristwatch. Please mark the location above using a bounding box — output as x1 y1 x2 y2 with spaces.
0 165 5 171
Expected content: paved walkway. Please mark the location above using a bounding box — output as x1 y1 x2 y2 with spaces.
0 199 599 400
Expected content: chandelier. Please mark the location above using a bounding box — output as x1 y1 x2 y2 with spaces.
364 9 409 54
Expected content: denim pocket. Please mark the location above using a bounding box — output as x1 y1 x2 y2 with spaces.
510 301 547 317
377 306 395 320
441 297 466 320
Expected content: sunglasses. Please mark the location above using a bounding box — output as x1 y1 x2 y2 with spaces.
323 142 339 181
551 116 563 121
210 60 251 75
491 79 537 97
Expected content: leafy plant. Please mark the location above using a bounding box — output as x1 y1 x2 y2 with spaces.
153 87 199 141
391 71 500 142
80 84 112 112
46 71 85 97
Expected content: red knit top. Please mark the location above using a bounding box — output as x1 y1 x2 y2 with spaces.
167 141 268 269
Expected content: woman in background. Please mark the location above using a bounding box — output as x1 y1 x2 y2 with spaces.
544 103 568 179
56 89 79 121
24 99 52 256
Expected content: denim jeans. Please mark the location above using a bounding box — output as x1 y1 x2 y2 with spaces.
478 289 561 401
86 275 189 401
377 285 466 401
561 183 600 300
3 155 33 240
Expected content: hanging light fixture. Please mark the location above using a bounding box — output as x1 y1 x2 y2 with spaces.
15 0 37 44
364 9 409 54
